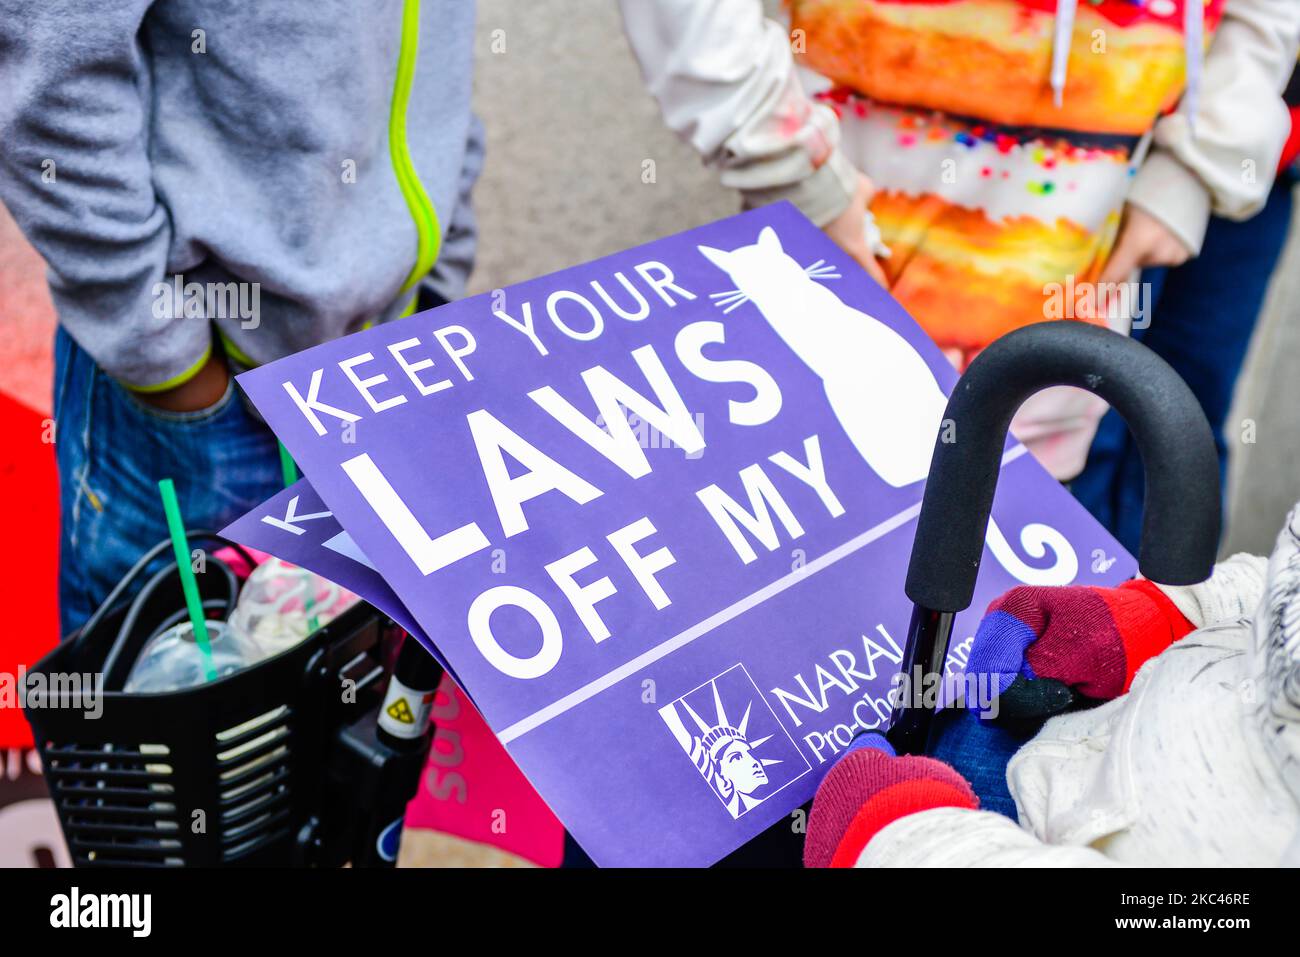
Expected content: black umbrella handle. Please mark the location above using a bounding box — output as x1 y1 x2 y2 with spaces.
887 321 1220 754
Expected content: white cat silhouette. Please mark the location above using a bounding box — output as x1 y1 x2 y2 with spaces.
699 225 1077 587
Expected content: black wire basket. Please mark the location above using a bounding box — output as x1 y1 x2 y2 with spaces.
22 533 419 867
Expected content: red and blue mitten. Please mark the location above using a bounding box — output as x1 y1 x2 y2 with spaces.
804 734 977 868
967 578 1196 716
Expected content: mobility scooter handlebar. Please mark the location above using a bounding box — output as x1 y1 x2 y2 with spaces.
888 321 1221 755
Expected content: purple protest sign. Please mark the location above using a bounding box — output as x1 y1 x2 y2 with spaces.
234 204 1134 866
219 480 457 677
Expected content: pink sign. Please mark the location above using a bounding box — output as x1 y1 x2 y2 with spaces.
406 674 564 867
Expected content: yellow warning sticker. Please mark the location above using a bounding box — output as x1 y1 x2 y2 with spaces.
386 697 415 724
379 677 432 738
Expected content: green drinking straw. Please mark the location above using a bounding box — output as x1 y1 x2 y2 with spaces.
279 441 298 488
157 478 218 683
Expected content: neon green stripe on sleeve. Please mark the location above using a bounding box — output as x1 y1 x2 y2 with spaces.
389 0 442 294
123 342 213 394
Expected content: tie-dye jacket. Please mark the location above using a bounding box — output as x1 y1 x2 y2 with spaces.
788 0 1297 364
622 0 1299 478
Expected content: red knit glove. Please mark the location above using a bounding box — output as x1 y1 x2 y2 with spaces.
967 578 1196 718
804 742 977 868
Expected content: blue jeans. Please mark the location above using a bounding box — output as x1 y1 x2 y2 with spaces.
53 328 282 636
1071 177 1296 553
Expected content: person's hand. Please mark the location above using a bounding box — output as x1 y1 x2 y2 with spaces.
966 579 1195 722
133 350 231 413
1097 204 1192 287
804 742 976 867
822 173 890 287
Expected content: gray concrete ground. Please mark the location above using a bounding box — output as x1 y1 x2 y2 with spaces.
466 2 736 295
1226 199 1300 555
470 0 1300 559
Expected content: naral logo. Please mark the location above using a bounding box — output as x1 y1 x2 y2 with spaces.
659 664 809 818
49 887 151 937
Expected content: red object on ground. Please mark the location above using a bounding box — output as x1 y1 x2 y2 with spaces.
0 393 60 747
1 202 59 749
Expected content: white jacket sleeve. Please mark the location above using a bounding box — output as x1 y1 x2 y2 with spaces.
1128 0 1300 254
617 0 859 226
1153 551 1269 629
856 807 1118 867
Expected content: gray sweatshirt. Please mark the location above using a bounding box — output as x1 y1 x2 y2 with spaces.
0 0 480 389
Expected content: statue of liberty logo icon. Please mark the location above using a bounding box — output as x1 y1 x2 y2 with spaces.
699 225 1078 587
660 664 809 819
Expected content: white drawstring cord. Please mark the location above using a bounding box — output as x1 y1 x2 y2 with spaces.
1183 0 1203 133
864 211 891 260
1050 0 1078 109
